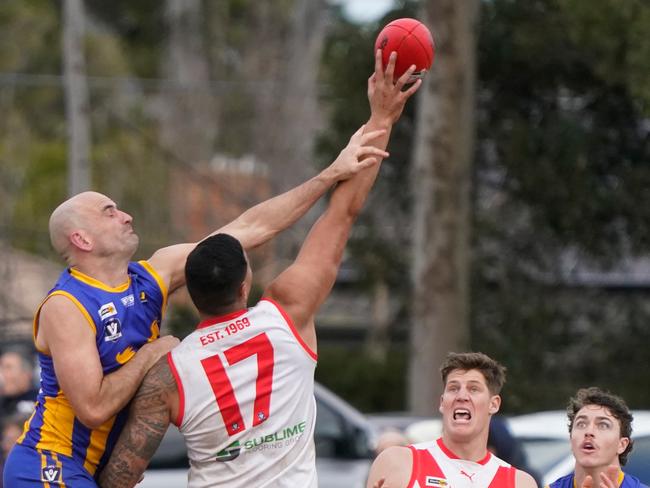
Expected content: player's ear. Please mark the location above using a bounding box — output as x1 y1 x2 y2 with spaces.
488 395 501 415
617 436 630 456
70 230 92 251
438 395 444 415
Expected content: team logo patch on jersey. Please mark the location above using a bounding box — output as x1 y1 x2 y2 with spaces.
103 317 123 342
121 294 135 307
41 465 62 483
425 477 449 487
215 440 241 462
99 302 117 319
140 291 147 303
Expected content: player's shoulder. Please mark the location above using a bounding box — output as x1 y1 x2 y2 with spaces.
514 468 539 488
375 445 413 467
368 445 414 488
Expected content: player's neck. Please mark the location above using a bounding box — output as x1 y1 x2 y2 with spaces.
70 256 130 288
199 302 247 321
441 432 489 463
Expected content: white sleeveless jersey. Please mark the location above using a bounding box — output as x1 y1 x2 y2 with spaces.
407 438 517 488
169 298 318 488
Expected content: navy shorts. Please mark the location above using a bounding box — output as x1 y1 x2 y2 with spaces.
3 443 98 487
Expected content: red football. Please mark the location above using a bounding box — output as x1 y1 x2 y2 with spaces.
374 18 435 81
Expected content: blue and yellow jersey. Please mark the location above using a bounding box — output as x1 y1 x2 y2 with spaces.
547 471 648 488
17 260 168 477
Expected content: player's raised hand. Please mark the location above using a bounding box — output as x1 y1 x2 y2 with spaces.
328 125 389 182
581 475 594 488
368 49 422 125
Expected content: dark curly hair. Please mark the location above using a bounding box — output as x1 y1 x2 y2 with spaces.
567 387 634 466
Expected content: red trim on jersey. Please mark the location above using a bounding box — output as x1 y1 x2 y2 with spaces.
408 445 445 488
437 438 491 465
167 352 185 427
261 298 318 362
492 465 516 488
196 309 247 330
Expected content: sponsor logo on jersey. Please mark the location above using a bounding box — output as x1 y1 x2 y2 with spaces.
426 477 448 487
41 465 62 483
215 440 241 462
121 294 135 307
103 317 123 342
98 302 117 319
212 421 307 462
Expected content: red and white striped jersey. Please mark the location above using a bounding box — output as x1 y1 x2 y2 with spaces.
407 438 516 488
168 298 318 488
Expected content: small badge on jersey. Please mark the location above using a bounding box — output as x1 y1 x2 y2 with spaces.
103 317 123 342
426 477 449 487
140 291 147 303
98 302 118 320
215 440 241 462
41 465 62 483
121 294 135 307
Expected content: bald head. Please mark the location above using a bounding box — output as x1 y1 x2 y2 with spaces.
49 192 105 259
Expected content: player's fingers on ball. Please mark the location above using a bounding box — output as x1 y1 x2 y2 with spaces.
385 51 397 79
397 64 417 87
403 78 422 97
375 49 384 78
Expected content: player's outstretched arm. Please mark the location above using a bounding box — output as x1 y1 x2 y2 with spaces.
263 126 387 349
263 54 421 350
99 356 177 488
38 296 178 429
147 132 381 294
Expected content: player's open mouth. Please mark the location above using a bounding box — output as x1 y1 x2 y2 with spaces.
581 441 596 452
453 409 471 421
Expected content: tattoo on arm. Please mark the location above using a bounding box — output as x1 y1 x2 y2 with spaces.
99 357 177 488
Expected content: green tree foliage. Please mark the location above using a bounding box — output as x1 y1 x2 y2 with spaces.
473 0 650 410
320 0 650 412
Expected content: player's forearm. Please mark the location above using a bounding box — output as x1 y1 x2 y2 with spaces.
99 416 164 488
99 359 174 488
78 350 156 428
222 169 338 250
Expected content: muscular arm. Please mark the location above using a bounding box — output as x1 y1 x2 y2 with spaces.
148 134 379 294
366 446 413 488
99 356 177 488
263 52 421 349
37 296 178 429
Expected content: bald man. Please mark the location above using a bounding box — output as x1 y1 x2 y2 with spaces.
3 135 381 486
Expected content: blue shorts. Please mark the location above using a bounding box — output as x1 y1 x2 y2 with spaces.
3 443 98 487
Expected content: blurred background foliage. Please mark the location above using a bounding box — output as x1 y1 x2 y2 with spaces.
2 0 650 413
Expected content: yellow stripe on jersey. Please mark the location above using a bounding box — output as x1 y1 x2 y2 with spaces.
69 267 132 292
84 415 116 475
38 290 98 339
139 260 169 318
16 409 36 444
36 394 76 457
51 452 67 488
40 450 51 488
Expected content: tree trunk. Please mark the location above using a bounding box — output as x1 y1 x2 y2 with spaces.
62 0 91 196
408 0 479 415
